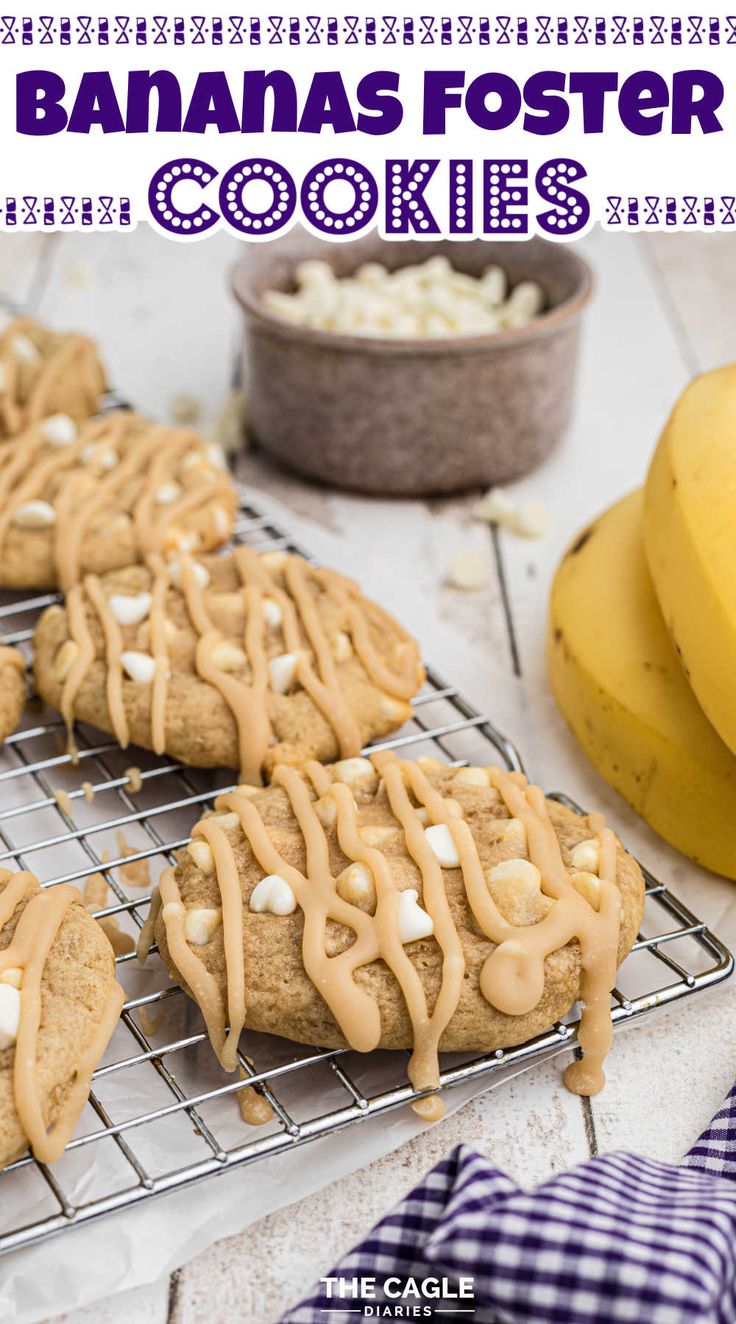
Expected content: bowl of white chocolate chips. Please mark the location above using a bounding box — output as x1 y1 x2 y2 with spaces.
233 234 592 495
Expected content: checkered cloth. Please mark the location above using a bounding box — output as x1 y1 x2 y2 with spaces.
281 1081 736 1323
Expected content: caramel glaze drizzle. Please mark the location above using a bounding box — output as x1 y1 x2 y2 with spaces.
61 548 422 785
0 318 104 437
0 870 124 1164
156 754 622 1119
0 411 235 593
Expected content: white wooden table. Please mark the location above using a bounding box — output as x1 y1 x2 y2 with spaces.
0 227 732 1324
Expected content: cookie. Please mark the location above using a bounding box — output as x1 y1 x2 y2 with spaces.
0 316 105 438
0 410 237 591
0 647 25 742
0 870 124 1169
150 753 645 1117
33 549 425 781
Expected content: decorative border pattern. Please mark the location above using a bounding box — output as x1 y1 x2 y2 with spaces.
1 14 736 48
0 196 131 226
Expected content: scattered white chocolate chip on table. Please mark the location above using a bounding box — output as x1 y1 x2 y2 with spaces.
473 487 551 539
447 548 488 592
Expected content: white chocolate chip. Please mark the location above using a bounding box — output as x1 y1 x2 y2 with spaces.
360 824 401 848
261 550 287 571
314 795 337 829
453 767 489 787
187 839 214 873
503 279 545 324
489 858 542 890
85 446 118 471
210 811 240 830
380 693 411 723
512 501 551 540
0 967 22 989
261 598 282 628
184 907 222 946
12 499 56 529
472 487 518 526
205 442 227 470
332 631 353 662
211 505 230 537
268 652 300 694
53 639 79 681
41 413 77 447
489 817 527 855
570 839 601 874
211 643 247 672
447 548 487 592
11 333 39 362
424 823 460 868
120 650 156 684
487 858 552 924
572 871 601 912
332 757 377 788
108 592 152 628
79 445 115 470
264 260 543 338
168 558 210 590
155 481 182 505
250 873 297 916
398 889 434 943
174 531 199 553
336 862 376 911
0 983 21 1050
472 487 550 540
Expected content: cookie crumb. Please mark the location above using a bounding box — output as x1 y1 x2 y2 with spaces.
115 831 151 889
237 1066 274 1127
446 548 488 592
125 766 143 794
53 788 73 816
169 392 201 426
81 780 95 803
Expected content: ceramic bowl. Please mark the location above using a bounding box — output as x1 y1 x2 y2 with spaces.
232 234 593 496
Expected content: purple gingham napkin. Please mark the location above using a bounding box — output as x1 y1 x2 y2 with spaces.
281 1082 736 1323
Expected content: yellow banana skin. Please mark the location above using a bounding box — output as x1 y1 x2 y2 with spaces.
645 366 736 758
547 489 736 879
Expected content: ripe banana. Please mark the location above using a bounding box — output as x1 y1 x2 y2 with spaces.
645 365 736 758
548 489 736 878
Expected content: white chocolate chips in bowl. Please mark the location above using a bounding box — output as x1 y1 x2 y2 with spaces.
262 255 545 341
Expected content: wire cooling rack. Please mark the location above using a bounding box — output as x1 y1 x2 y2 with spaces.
0 490 731 1260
